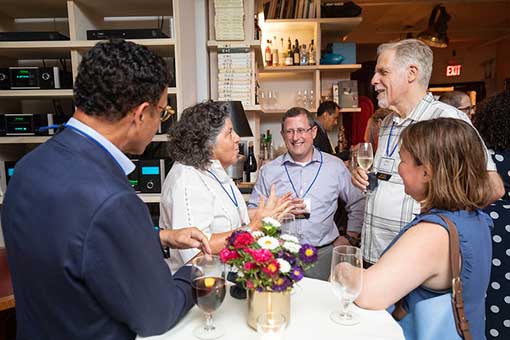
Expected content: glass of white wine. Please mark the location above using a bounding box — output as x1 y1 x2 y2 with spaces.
357 143 374 192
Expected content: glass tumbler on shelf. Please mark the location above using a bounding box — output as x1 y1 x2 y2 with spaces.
191 255 227 339
330 245 363 326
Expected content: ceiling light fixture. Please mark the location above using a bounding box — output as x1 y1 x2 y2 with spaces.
418 4 450 48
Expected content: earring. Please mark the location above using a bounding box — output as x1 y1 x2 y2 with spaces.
140 115 144 121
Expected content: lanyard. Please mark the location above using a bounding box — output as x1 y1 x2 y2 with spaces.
206 170 239 208
65 124 124 172
385 122 399 157
284 151 323 199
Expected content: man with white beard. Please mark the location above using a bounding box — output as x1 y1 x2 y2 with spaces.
351 39 504 266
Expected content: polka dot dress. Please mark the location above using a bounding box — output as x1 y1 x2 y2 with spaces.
485 150 510 339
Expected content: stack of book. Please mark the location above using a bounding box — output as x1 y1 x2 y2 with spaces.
217 46 253 106
264 0 316 19
214 0 244 41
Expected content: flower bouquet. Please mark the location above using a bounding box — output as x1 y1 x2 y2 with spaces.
219 217 318 292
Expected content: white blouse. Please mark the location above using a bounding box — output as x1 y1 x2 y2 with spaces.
159 160 250 272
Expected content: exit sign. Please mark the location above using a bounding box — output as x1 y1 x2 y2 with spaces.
446 64 462 77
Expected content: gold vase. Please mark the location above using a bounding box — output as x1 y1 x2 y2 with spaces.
247 290 291 330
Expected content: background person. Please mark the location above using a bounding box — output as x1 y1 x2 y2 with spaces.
354 118 493 339
351 39 504 266
160 101 291 272
249 107 365 280
473 92 510 339
439 90 476 121
314 100 340 155
1 40 210 340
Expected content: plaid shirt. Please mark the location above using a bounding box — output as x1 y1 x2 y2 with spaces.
362 93 496 263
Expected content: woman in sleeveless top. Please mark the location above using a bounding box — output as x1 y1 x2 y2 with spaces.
353 118 494 339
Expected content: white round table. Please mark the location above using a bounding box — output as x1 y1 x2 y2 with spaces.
138 278 404 340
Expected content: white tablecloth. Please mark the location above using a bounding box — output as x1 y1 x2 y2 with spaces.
138 278 404 340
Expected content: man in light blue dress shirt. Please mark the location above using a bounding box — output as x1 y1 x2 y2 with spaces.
248 107 365 280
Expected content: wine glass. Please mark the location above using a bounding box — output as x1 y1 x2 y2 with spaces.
191 255 227 339
357 143 374 192
279 213 301 241
330 245 363 325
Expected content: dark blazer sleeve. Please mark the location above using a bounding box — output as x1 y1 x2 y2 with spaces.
313 126 334 155
82 191 194 337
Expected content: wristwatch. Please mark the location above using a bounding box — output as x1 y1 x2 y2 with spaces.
344 234 361 247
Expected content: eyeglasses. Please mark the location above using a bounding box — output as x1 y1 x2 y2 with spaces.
158 105 175 122
457 105 476 114
283 127 313 136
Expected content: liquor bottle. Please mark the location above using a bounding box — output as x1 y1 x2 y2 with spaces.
285 37 293 66
279 38 286 66
244 141 257 182
300 44 308 66
293 39 300 65
259 133 266 165
265 129 273 160
308 39 316 65
265 40 273 67
272 36 279 66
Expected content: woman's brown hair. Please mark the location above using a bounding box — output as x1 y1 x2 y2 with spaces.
400 118 491 212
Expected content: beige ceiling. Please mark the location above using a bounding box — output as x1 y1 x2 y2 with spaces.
345 0 510 47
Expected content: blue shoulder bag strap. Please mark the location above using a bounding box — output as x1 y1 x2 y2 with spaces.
391 214 472 340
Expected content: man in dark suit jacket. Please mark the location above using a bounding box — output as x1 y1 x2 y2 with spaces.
313 101 340 155
2 40 210 340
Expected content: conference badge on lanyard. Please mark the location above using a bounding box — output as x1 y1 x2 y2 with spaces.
378 122 399 181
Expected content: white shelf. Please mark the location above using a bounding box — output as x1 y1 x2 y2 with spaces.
340 107 361 112
244 104 262 111
0 89 73 98
207 40 260 48
138 193 161 203
260 64 362 73
262 17 362 34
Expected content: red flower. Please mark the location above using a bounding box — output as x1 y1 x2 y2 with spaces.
233 232 255 249
262 260 280 276
246 248 273 263
219 248 239 263
244 262 257 271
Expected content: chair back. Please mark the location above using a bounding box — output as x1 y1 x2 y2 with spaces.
0 247 15 310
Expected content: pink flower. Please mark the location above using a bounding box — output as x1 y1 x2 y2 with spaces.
233 232 255 249
219 248 239 263
246 280 254 289
246 248 273 263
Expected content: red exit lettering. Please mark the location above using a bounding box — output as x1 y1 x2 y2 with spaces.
446 65 462 77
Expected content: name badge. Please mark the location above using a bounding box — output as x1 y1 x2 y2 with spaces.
377 157 395 181
379 157 395 174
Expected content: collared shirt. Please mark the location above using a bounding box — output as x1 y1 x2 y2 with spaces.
66 117 135 175
362 93 497 263
160 160 249 272
248 147 365 247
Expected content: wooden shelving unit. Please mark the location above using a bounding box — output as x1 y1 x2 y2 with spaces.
0 0 200 216
260 64 361 73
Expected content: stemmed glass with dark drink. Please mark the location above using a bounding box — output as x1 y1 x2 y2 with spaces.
191 255 227 340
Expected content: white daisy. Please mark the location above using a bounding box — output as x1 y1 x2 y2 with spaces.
277 259 291 273
251 231 264 239
257 236 280 250
262 217 281 228
282 241 301 253
280 234 299 243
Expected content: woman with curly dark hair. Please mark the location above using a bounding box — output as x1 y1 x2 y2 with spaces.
159 101 291 272
473 92 510 339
